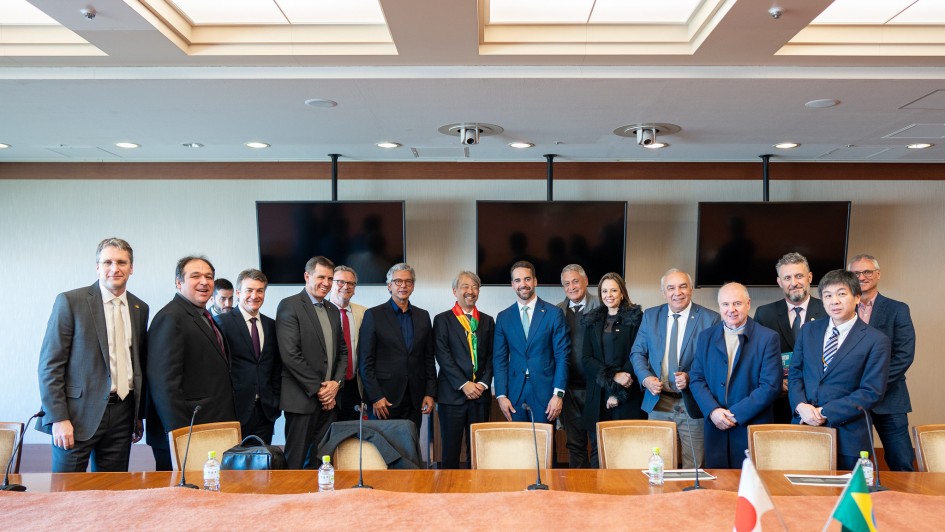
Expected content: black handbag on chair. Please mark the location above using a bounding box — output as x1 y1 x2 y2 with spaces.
221 435 288 470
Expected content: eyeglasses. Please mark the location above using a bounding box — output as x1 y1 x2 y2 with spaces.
99 260 130 268
851 270 877 278
390 279 415 287
334 280 357 288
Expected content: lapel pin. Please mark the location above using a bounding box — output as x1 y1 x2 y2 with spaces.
134 304 140 309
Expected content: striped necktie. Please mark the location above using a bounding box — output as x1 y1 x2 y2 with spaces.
823 326 839 369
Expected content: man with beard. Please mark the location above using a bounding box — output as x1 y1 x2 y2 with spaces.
754 252 827 423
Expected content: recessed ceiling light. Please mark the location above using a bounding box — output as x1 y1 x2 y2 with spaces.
182 142 204 148
245 141 270 149
376 142 401 149
115 142 139 149
907 143 933 149
805 99 840 109
304 99 338 108
0 143 10 149
509 142 534 149
774 142 800 149
643 142 667 149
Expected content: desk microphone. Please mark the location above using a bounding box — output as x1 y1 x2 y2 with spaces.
856 405 888 492
674 404 704 491
352 403 372 489
1 408 44 492
522 403 548 491
177 405 201 489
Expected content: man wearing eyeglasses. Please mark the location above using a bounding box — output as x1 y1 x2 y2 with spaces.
38 238 149 472
359 263 437 432
329 265 367 421
848 254 917 471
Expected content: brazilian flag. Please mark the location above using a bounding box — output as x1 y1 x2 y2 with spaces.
826 463 877 532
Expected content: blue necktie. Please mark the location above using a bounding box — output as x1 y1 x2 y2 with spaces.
823 327 839 369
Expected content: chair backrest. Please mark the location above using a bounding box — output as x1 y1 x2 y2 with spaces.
333 438 388 470
470 422 553 470
748 424 837 471
914 424 945 473
0 422 23 475
168 422 242 472
596 420 677 469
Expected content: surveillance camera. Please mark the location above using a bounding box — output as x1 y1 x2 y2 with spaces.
459 126 480 145
768 7 783 19
636 128 656 146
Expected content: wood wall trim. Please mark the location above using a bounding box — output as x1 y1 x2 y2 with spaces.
1 161 942 180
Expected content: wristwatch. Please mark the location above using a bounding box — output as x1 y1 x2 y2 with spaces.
555 390 565 398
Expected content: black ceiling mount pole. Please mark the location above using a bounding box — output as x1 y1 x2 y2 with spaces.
329 153 340 201
759 154 772 202
544 154 557 201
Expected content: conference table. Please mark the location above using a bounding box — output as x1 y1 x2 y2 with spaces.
3 470 944 530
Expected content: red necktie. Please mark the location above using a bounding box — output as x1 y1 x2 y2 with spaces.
341 308 353 381
250 317 261 361
203 310 226 360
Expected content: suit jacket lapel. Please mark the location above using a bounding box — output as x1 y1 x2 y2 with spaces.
679 306 699 364
870 294 888 325
527 300 547 345
87 284 109 367
824 321 865 375
230 310 255 359
654 306 668 368
774 303 795 345
299 291 328 354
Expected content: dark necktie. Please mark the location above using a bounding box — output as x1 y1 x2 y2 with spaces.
203 310 226 359
341 308 353 381
249 317 261 361
571 304 583 314
668 313 681 391
791 306 803 344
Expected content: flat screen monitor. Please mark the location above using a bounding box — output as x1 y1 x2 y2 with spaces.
256 201 405 285
476 201 627 286
695 201 851 287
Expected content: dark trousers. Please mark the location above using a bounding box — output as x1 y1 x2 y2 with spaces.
51 396 134 473
241 400 275 445
151 445 172 472
838 453 859 471
368 398 422 433
438 400 489 469
336 378 364 422
562 387 592 468
872 411 915 471
284 408 337 469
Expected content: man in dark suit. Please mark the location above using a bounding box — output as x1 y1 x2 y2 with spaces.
754 252 827 423
848 254 916 471
37 238 148 472
147 255 236 470
277 256 348 469
493 260 570 424
215 269 281 444
690 282 781 469
360 263 436 432
556 264 599 469
434 271 494 469
789 269 892 470
631 269 720 469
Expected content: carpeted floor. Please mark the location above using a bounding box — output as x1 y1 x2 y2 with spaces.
0 488 936 530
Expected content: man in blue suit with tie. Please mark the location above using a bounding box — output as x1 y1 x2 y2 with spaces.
631 269 720 468
848 254 916 471
690 282 781 469
493 261 570 424
789 269 892 470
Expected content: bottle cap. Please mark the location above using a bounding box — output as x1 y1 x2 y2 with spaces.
322 455 331 464
860 450 869 459
653 447 660 454
208 451 216 459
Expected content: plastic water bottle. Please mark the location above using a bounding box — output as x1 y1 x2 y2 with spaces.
203 451 220 491
859 451 875 487
318 455 335 492
648 447 665 486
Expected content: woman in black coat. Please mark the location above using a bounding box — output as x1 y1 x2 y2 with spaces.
581 272 645 443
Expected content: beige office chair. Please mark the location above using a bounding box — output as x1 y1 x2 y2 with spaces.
168 421 242 472
914 424 945 472
333 438 389 470
0 422 24 475
469 422 553 470
596 420 677 469
748 424 837 471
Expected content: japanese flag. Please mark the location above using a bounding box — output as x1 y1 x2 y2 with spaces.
734 456 775 532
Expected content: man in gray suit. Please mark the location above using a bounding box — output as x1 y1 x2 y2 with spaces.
37 238 148 472
557 264 600 468
277 256 348 469
631 269 720 468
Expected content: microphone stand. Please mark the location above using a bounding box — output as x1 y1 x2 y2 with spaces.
177 405 201 489
1 409 45 492
353 403 372 489
858 406 888 492
675 405 704 491
523 403 548 491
